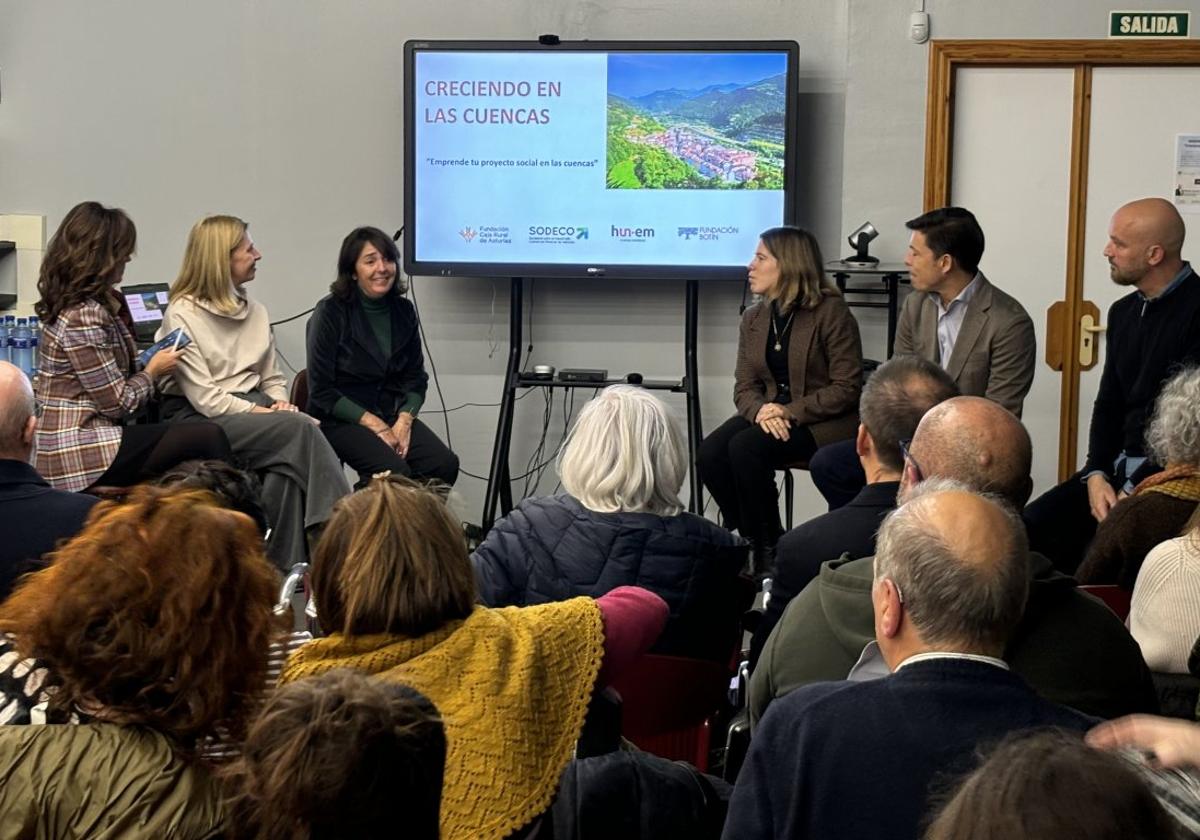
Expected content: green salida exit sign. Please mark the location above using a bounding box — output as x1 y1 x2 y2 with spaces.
1109 11 1190 37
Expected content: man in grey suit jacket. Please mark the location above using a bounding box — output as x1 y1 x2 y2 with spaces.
894 207 1036 416
811 207 1036 508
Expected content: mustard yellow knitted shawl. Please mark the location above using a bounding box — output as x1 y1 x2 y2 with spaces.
280 597 604 840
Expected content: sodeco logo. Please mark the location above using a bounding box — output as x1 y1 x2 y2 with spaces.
528 224 588 244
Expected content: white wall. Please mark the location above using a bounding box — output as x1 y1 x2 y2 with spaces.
3 0 1193 524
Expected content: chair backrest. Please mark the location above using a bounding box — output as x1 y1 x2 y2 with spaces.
1150 671 1200 720
290 368 309 411
87 485 131 500
1079 584 1132 621
609 654 732 770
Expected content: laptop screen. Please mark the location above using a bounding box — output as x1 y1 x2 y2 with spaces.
121 283 171 345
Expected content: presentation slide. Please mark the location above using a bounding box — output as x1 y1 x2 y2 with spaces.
410 48 792 272
124 289 169 324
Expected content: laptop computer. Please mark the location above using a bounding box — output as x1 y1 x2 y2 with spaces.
120 283 171 348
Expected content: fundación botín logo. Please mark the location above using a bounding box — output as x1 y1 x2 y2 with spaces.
678 225 739 241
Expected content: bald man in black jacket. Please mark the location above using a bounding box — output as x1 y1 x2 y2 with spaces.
0 361 96 601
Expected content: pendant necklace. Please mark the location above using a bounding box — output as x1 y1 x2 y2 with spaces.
771 305 796 352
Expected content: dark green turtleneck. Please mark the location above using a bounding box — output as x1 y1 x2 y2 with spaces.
330 288 423 424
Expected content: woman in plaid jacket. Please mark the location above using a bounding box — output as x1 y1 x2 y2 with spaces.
33 202 232 492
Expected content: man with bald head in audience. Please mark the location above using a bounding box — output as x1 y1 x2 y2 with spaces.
726 483 1095 840
0 361 96 601
1026 197 1200 572
750 396 1157 726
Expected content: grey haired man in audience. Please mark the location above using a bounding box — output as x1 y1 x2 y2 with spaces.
726 482 1094 840
750 395 1157 725
0 360 96 601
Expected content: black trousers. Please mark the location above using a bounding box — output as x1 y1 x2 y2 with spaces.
320 417 459 489
92 421 234 488
697 414 817 546
809 438 866 512
1023 469 1104 575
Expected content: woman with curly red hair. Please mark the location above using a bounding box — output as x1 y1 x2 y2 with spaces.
0 486 279 836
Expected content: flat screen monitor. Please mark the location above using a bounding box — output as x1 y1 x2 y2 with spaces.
404 40 800 280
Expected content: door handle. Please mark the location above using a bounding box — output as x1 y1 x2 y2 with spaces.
1080 313 1106 368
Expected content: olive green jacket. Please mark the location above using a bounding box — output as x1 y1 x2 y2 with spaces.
0 724 224 839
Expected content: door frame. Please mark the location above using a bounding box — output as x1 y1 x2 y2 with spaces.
923 39 1200 480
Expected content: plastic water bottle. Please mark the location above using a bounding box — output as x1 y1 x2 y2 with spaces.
5 316 14 366
3 315 15 364
0 317 11 364
11 318 33 379
28 316 39 377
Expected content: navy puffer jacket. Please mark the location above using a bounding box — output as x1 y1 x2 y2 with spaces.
472 495 749 662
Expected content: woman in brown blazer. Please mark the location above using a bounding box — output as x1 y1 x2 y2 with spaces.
697 226 863 565
34 202 231 491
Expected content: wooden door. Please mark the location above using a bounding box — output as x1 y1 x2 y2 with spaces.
950 66 1075 497
1076 67 1200 461
925 40 1200 490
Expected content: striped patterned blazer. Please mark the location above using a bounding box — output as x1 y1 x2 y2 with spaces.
34 300 154 491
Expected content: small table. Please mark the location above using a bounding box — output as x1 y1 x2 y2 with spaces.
825 261 909 358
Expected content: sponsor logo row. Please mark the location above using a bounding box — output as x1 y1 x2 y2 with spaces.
458 224 741 245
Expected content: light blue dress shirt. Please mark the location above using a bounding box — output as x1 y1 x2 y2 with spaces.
931 272 982 369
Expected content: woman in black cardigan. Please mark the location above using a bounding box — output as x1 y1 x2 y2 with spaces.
305 227 458 488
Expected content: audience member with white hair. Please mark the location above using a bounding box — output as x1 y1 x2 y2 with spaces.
1078 365 1200 588
0 360 97 601
472 384 748 662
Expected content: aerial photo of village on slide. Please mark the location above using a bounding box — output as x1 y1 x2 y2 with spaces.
606 52 788 191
